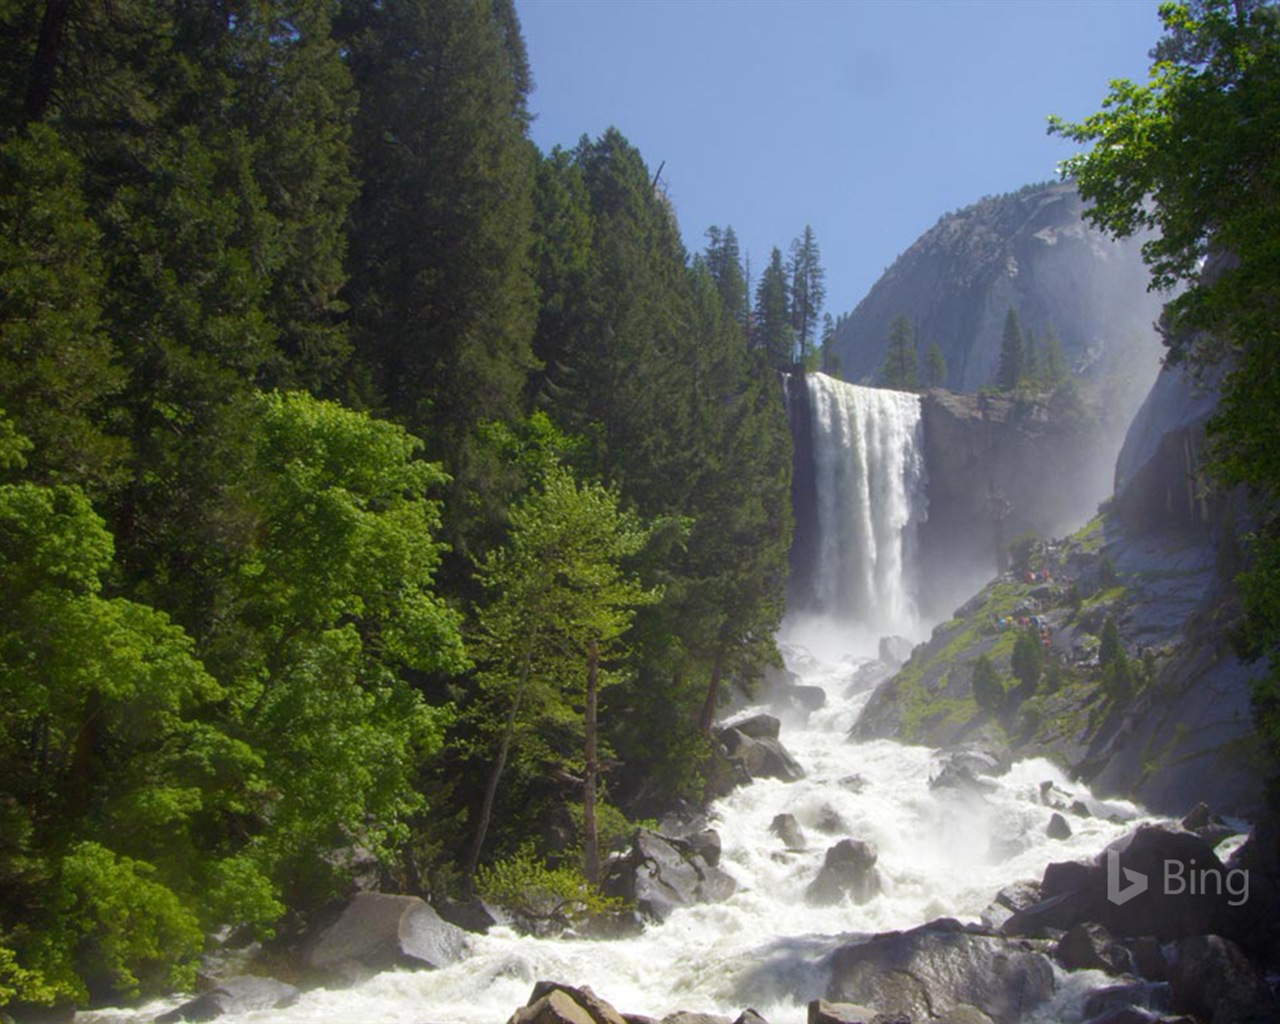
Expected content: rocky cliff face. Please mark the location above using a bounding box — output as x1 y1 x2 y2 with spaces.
831 181 1163 402
857 362 1269 818
917 386 1114 620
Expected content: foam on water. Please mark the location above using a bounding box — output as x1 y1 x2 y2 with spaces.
80 640 1152 1024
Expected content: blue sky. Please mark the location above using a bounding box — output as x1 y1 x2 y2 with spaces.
516 0 1164 318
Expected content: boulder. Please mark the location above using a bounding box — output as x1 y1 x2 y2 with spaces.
1054 922 1131 974
732 1013 769 1024
807 1000 878 1024
716 727 805 783
879 635 915 667
1040 780 1074 810
659 1015 731 1024
686 829 722 869
1082 981 1172 1020
508 989 597 1024
519 982 629 1024
603 830 737 922
155 977 300 1023
1047 813 1072 841
1168 934 1275 1024
806 839 881 906
1003 824 1236 941
934 1009 994 1024
436 896 499 934
815 805 848 834
789 685 828 714
770 813 806 850
302 893 468 981
928 762 997 795
979 880 1042 931
727 714 781 741
825 919 1055 1024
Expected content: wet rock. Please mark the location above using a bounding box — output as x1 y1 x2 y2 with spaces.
770 813 806 850
979 881 1042 931
302 893 469 981
732 1012 769 1024
436 896 499 934
508 989 597 1024
807 1000 878 1024
1118 936 1169 982
1082 981 1171 1020
1070 800 1093 818
806 839 881 906
928 762 997 795
839 774 867 793
1168 934 1275 1024
604 829 737 922
659 1015 731 1024
943 742 1011 778
879 635 915 667
815 805 848 834
1047 813 1073 841
155 977 300 1022
520 982 629 1024
727 714 781 741
788 685 828 714
825 919 1055 1024
1003 824 1234 942
1039 780 1074 810
685 829 722 869
715 727 805 783
1054 922 1131 974
935 1008 994 1024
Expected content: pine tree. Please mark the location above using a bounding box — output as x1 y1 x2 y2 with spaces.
996 307 1024 390
1040 323 1069 388
1022 326 1040 387
925 340 948 389
820 314 842 376
787 226 825 364
755 247 794 370
882 314 919 391
704 225 748 330
341 0 538 567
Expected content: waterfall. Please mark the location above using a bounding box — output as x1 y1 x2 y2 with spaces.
86 375 1156 1024
786 373 928 645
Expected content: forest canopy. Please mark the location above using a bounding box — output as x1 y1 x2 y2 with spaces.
0 0 799 1009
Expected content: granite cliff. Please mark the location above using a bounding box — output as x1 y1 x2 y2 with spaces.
831 181 1163 403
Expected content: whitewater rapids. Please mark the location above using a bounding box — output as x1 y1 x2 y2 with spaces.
82 637 1153 1024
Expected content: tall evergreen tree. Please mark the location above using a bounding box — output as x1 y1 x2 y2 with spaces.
882 314 919 391
1022 326 1040 387
925 340 948 388
787 225 825 363
704 225 748 329
754 246 793 370
996 306 1024 390
340 0 538 567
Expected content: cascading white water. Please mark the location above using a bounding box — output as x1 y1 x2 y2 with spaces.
785 373 928 655
81 376 1154 1024
81 656 1152 1024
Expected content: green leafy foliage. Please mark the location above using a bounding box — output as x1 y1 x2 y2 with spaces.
1049 0 1280 777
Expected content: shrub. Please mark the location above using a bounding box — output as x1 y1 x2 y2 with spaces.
971 654 1005 712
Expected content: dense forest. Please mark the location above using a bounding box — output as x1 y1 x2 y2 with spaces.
0 0 826 1009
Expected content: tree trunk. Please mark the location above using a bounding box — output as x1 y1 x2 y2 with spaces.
25 0 74 122
464 626 537 895
582 639 601 886
699 654 724 736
